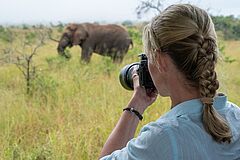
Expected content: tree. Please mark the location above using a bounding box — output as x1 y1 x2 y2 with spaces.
136 0 165 19
0 26 49 94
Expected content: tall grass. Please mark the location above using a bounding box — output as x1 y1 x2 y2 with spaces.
0 27 239 160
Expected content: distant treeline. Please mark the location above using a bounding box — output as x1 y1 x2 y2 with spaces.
1 15 240 41
124 15 240 40
211 15 240 40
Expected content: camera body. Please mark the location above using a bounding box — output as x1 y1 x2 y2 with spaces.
119 53 156 90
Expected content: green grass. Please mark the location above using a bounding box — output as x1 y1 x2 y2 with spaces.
0 27 239 160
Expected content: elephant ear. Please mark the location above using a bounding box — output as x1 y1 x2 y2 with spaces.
72 26 88 45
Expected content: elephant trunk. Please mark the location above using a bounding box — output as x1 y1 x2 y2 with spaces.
57 39 72 59
57 45 65 55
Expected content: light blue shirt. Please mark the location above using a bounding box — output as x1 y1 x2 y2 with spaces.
101 94 240 160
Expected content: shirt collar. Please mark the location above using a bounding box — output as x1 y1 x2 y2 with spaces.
161 94 227 118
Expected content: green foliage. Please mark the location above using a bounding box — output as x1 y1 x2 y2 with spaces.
122 20 133 26
0 25 3 32
45 56 68 69
31 74 59 104
5 144 21 159
64 48 72 58
57 23 64 33
128 27 142 45
0 26 14 43
218 40 236 63
212 15 240 40
25 32 37 45
126 27 143 61
22 24 30 30
99 57 117 76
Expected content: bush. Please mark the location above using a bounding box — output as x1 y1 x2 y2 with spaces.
0 27 14 43
31 74 59 104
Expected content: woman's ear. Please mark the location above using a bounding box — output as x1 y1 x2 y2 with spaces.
155 51 168 73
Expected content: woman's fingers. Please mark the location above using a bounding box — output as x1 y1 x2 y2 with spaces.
132 66 140 90
132 73 139 89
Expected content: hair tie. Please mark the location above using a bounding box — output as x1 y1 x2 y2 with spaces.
201 97 214 105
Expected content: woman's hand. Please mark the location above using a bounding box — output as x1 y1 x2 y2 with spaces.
127 68 158 114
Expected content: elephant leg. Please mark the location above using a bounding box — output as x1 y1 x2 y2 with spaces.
112 51 124 63
81 48 93 63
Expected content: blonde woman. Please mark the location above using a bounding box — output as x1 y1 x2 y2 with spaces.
99 4 240 160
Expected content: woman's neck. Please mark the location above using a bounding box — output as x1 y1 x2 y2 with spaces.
170 87 200 108
168 73 200 108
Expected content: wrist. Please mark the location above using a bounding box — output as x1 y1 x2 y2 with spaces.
123 107 143 121
126 102 146 114
127 107 145 115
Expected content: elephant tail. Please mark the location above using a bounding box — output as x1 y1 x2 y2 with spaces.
129 39 133 49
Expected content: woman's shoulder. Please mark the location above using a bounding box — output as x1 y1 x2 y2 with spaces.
139 118 181 137
140 112 202 139
227 101 240 110
225 101 240 118
226 100 240 123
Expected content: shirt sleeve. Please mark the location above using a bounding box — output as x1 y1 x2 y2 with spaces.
100 122 175 160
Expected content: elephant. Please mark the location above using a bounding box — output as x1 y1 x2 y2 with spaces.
57 23 133 63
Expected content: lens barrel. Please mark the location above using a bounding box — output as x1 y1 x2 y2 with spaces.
119 53 156 91
119 62 139 90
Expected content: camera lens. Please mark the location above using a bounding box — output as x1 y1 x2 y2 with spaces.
119 63 139 90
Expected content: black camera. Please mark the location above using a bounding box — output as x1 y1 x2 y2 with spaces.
119 53 156 90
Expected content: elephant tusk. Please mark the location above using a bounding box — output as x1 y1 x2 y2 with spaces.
49 37 60 42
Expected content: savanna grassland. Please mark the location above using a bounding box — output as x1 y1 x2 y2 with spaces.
0 26 240 160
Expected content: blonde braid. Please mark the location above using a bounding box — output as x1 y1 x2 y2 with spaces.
197 38 232 143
